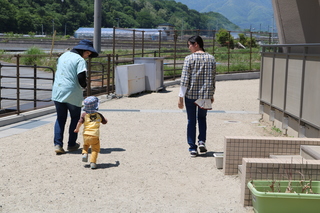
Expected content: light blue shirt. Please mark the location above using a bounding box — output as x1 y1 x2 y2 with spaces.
51 51 87 107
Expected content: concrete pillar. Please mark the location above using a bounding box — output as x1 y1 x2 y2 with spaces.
272 0 320 46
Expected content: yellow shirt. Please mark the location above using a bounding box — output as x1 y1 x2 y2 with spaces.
83 113 103 137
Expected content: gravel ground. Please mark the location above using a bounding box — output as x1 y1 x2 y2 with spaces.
1 79 276 213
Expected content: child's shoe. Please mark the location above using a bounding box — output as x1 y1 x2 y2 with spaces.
90 162 97 169
82 154 88 162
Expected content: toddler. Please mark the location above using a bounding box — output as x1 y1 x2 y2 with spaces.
74 96 107 169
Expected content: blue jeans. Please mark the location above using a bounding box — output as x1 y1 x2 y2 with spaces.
54 101 81 147
185 97 208 152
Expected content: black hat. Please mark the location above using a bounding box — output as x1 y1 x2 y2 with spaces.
73 39 99 58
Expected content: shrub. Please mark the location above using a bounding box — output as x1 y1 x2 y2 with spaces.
237 33 258 48
238 33 246 45
216 29 234 49
21 46 45 65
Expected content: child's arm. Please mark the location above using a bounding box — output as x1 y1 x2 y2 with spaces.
74 112 86 132
98 112 108 124
74 122 82 133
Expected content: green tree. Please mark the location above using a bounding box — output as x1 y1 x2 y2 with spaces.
16 9 33 33
123 6 135 18
0 0 17 32
216 29 234 49
238 33 246 45
114 12 139 28
136 9 155 28
238 33 258 48
0 0 240 35
153 0 164 11
245 36 257 48
104 0 123 13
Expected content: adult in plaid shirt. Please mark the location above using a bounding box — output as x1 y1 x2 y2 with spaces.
178 35 216 157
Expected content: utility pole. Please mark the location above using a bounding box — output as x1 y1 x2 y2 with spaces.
52 19 54 35
260 23 261 33
94 0 102 53
61 0 66 36
181 20 183 40
272 15 275 43
115 18 120 28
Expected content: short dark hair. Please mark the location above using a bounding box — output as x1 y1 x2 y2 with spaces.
75 49 85 57
188 35 205 52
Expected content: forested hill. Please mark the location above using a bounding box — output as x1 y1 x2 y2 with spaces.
176 0 273 31
0 0 240 36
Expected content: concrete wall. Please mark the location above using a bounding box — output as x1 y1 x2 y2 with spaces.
259 51 320 138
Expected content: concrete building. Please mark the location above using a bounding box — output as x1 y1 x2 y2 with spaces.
273 0 320 48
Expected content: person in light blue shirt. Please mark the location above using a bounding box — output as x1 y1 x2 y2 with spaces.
52 39 98 155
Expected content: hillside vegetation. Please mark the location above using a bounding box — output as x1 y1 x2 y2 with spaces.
176 0 273 30
0 0 240 36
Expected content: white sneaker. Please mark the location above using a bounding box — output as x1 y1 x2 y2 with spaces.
190 150 198 157
82 154 88 162
90 162 97 169
198 141 207 153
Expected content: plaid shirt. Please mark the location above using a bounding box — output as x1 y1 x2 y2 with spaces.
180 52 216 99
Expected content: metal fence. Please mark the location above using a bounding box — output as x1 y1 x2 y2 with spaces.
0 62 54 115
109 27 275 77
0 54 114 117
259 43 320 137
0 28 277 117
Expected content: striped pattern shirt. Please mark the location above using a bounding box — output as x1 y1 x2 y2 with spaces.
180 52 216 99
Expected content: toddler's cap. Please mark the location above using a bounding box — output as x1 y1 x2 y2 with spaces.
83 96 99 114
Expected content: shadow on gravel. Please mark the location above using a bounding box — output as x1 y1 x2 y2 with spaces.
84 160 120 169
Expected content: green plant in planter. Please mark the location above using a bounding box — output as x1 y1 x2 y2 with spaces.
248 180 320 213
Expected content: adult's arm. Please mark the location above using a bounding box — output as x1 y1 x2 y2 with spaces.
77 71 87 88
